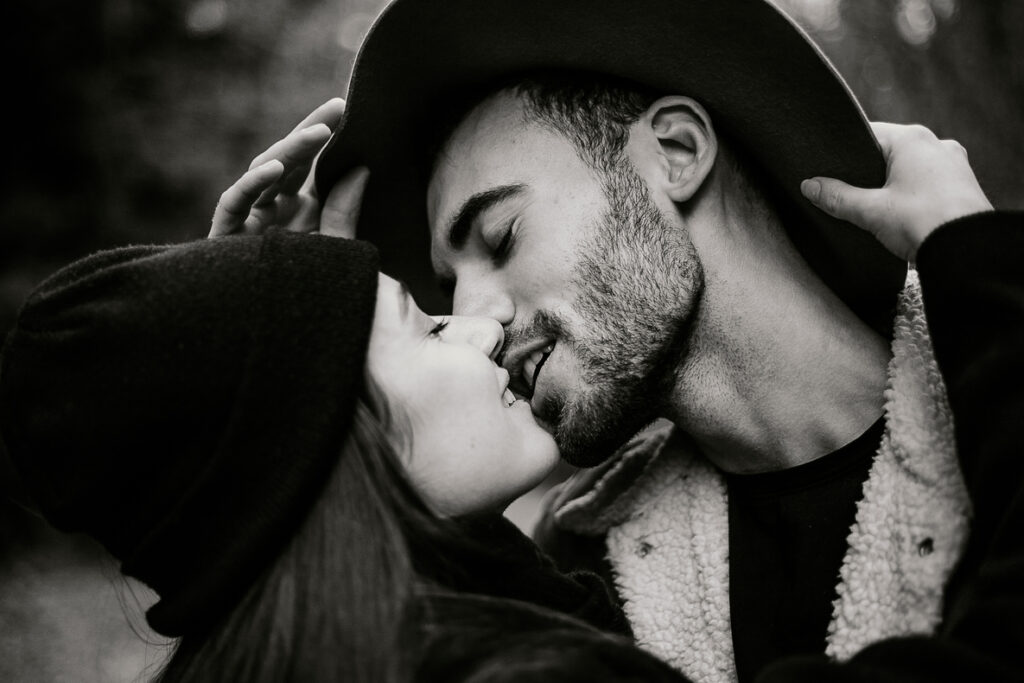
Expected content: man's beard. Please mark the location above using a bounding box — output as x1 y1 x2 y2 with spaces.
541 161 704 467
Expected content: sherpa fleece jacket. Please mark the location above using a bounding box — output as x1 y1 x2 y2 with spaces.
536 211 1024 683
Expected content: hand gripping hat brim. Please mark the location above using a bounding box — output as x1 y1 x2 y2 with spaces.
315 0 906 332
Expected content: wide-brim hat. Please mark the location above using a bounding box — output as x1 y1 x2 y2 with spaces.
316 0 906 332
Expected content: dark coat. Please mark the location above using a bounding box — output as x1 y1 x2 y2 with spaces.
412 514 689 682
758 212 1024 683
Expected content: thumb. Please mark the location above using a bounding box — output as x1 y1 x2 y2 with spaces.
800 177 879 227
320 166 370 239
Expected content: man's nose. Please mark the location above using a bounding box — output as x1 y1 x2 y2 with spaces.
452 274 514 325
442 316 504 361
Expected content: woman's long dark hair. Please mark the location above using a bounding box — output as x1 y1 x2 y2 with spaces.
153 383 682 683
155 396 433 682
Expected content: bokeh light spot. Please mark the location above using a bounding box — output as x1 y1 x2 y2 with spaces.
337 12 375 53
931 0 958 21
896 0 938 46
862 51 896 93
186 0 229 36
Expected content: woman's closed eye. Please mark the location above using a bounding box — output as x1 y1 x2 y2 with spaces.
428 317 450 337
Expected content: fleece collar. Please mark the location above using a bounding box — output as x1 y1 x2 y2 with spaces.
551 272 971 682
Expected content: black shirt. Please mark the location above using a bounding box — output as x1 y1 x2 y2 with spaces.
726 418 885 683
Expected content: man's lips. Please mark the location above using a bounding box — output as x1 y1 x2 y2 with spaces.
523 343 554 394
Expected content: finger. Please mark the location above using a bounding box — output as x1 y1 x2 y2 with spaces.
801 177 880 228
251 125 333 207
287 98 346 135
283 198 322 234
868 121 901 159
248 123 332 175
320 167 370 239
282 118 340 200
277 157 316 197
209 160 284 237
241 204 276 235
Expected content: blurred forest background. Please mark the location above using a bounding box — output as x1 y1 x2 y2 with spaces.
2 0 1022 680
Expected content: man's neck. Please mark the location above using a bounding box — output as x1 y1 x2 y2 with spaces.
668 216 891 474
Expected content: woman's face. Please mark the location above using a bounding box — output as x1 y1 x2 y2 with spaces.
367 275 560 516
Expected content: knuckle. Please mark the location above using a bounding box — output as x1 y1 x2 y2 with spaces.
945 139 968 157
825 186 844 213
218 188 251 218
908 124 934 140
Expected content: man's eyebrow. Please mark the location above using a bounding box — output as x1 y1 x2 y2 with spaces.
445 184 526 251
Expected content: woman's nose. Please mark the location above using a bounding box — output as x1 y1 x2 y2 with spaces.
441 316 505 360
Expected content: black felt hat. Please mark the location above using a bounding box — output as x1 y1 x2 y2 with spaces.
315 0 906 332
0 232 379 637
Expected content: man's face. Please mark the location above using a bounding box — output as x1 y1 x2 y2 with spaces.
427 92 704 466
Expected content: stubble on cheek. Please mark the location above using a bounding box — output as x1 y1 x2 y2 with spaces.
549 163 704 466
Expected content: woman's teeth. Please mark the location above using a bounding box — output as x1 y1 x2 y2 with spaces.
502 387 517 407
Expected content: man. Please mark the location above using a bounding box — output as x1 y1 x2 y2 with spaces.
306 0 1023 680
415 71 979 683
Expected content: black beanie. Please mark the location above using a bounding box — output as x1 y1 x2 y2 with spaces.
0 231 379 637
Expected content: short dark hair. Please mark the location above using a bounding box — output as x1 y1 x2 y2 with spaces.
511 73 773 214
427 71 658 179
430 71 772 219
511 72 660 174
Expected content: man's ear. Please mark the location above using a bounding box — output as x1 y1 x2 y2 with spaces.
641 96 718 203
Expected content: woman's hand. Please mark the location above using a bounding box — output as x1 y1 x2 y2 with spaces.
209 98 369 239
801 122 992 262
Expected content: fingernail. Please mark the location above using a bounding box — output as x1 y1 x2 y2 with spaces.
801 179 821 202
341 165 370 184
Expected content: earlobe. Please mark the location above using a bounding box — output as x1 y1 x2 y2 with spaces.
646 96 718 203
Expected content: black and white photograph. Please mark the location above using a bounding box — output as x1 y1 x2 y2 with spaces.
2 0 1023 680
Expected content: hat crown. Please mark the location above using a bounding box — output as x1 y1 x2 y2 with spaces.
316 0 904 330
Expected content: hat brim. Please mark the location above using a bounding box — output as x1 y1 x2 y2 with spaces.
316 0 906 331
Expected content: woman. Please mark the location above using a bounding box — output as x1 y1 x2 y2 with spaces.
0 120 682 680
